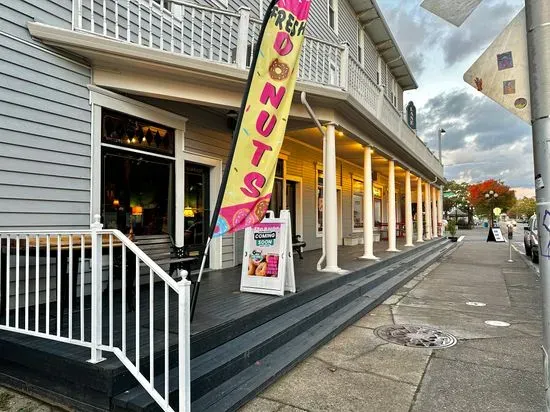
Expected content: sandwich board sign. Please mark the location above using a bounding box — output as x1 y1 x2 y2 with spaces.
240 210 296 296
487 228 506 243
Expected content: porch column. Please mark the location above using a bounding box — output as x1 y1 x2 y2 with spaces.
405 171 414 247
416 177 424 242
432 186 438 238
361 146 378 260
325 123 340 271
425 183 432 240
387 159 399 252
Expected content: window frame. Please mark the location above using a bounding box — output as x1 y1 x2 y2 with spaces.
328 0 338 34
352 177 364 233
357 26 365 65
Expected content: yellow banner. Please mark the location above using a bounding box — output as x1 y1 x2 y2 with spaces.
214 0 311 236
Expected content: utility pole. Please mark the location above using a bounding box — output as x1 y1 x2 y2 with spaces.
525 1 550 410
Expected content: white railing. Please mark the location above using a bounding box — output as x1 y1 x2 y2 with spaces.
380 96 402 137
348 55 380 114
0 216 190 412
298 37 344 87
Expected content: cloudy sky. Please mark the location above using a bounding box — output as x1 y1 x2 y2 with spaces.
377 0 534 198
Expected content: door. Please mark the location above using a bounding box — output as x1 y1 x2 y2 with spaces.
286 180 297 237
184 162 210 265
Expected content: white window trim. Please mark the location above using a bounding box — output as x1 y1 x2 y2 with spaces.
328 0 338 34
357 27 365 65
89 86 224 270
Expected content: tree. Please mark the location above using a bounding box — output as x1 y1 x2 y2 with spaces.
468 179 516 218
508 197 536 219
443 181 470 215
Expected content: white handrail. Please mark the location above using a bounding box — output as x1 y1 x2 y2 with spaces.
0 217 191 411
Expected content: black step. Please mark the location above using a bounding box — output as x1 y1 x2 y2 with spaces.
114 240 453 411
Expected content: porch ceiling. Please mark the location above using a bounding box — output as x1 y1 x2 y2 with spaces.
287 128 410 184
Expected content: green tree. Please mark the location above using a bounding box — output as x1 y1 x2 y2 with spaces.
443 181 470 215
508 197 536 219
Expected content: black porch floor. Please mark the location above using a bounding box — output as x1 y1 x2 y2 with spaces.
0 238 442 410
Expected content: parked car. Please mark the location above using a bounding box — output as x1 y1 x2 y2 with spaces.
524 215 539 263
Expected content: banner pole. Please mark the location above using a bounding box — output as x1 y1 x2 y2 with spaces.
190 0 280 322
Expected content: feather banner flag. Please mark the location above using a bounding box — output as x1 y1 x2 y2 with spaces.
212 0 312 237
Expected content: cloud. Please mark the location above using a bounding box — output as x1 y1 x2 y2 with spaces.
440 0 520 67
415 88 533 187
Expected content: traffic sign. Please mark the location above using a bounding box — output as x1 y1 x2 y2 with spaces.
463 9 530 124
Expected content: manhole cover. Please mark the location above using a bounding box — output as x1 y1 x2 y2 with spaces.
466 301 486 307
374 325 457 349
485 320 510 327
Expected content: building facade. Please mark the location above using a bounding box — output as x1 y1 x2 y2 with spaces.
0 0 444 270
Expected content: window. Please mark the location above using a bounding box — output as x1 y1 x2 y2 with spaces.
357 27 364 64
152 0 171 10
102 109 175 156
374 186 382 225
317 169 324 233
328 0 338 33
353 179 363 230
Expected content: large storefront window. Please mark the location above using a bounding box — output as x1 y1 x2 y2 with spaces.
353 179 363 230
102 151 173 236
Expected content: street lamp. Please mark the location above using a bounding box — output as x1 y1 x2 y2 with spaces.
484 190 499 227
438 128 446 162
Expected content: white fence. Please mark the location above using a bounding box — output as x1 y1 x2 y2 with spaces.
0 216 190 412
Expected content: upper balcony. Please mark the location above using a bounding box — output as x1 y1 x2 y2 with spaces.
61 0 441 176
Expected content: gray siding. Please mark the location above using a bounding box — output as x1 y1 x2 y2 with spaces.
0 0 92 230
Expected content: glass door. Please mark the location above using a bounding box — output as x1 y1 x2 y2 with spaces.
184 163 210 264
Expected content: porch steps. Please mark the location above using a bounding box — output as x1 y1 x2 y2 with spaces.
114 238 454 411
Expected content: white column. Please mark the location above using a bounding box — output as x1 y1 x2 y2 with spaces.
361 147 378 260
324 123 340 271
432 186 438 238
425 183 432 240
405 171 414 247
387 160 399 252
416 177 424 242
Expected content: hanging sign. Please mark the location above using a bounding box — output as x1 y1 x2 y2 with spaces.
240 210 296 296
406 101 417 130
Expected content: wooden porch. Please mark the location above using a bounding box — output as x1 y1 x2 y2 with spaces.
0 237 448 411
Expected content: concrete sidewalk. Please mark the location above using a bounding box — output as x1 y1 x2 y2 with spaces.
241 228 544 412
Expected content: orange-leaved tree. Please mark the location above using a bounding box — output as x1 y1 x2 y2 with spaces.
468 179 516 217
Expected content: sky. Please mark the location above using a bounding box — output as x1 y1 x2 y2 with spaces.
377 0 534 198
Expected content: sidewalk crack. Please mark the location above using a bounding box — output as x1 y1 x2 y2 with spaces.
407 351 433 412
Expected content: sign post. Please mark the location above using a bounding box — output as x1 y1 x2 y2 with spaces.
507 224 514 263
525 3 550 408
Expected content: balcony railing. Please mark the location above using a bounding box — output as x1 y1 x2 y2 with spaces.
72 0 441 172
